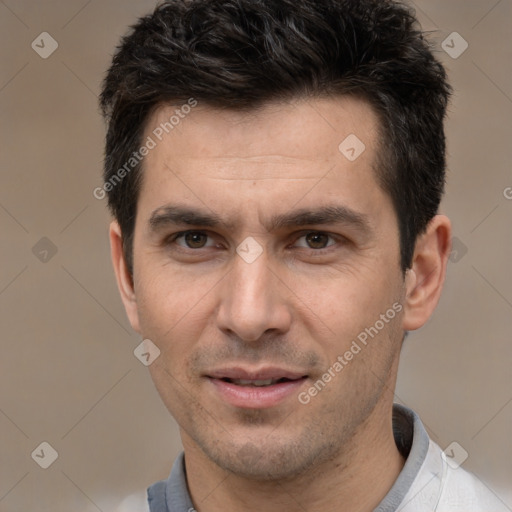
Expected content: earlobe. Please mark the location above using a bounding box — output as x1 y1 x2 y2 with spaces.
109 221 141 334
402 215 452 332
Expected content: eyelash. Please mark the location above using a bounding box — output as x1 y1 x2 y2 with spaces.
165 230 343 255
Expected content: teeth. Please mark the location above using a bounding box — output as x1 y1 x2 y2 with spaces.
231 378 277 387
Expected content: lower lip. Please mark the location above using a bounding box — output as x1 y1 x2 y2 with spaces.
207 377 307 409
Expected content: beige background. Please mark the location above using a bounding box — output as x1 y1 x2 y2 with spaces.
1 0 511 510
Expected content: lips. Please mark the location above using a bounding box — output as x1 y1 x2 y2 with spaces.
206 367 308 408
227 378 293 387
207 367 307 381
207 368 307 387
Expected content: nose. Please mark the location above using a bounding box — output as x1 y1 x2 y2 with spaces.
216 250 292 343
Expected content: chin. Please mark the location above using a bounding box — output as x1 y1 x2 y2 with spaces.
198 431 339 482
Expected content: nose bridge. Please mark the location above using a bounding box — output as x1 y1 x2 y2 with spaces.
217 248 290 341
230 251 274 315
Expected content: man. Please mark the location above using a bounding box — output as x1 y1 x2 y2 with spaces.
100 1 507 510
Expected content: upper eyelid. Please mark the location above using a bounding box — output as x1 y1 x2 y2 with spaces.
169 230 216 245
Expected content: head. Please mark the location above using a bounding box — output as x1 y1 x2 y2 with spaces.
101 0 452 481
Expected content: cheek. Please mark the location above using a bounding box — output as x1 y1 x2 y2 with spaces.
297 267 403 362
134 264 218 349
301 268 391 324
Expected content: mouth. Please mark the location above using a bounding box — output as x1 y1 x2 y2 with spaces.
205 368 309 409
219 376 305 387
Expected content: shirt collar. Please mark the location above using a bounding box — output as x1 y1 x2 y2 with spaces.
149 403 433 512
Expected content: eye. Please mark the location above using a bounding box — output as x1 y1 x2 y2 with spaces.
170 231 217 249
293 232 338 251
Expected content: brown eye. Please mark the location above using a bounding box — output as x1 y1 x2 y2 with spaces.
292 231 340 254
183 232 208 248
169 231 213 249
305 232 331 249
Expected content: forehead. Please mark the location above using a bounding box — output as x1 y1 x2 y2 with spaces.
136 96 391 231
146 96 379 169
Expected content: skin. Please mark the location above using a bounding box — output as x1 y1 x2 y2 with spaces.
110 96 452 512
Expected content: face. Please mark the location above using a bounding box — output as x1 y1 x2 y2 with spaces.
118 97 410 480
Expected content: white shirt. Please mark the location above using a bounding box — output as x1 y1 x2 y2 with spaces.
117 404 509 511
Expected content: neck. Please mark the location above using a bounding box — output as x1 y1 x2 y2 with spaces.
183 399 405 512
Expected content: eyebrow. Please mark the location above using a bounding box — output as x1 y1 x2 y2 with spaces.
148 204 372 235
269 205 371 233
149 206 226 230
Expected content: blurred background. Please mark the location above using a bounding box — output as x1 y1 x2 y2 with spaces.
1 0 511 510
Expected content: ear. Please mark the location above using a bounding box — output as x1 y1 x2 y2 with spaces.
109 220 141 334
402 214 452 331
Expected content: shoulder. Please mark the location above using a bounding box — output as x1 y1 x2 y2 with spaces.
426 441 508 512
437 455 508 511
114 491 150 512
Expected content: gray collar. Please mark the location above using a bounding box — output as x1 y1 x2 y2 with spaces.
374 404 431 511
147 403 430 512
